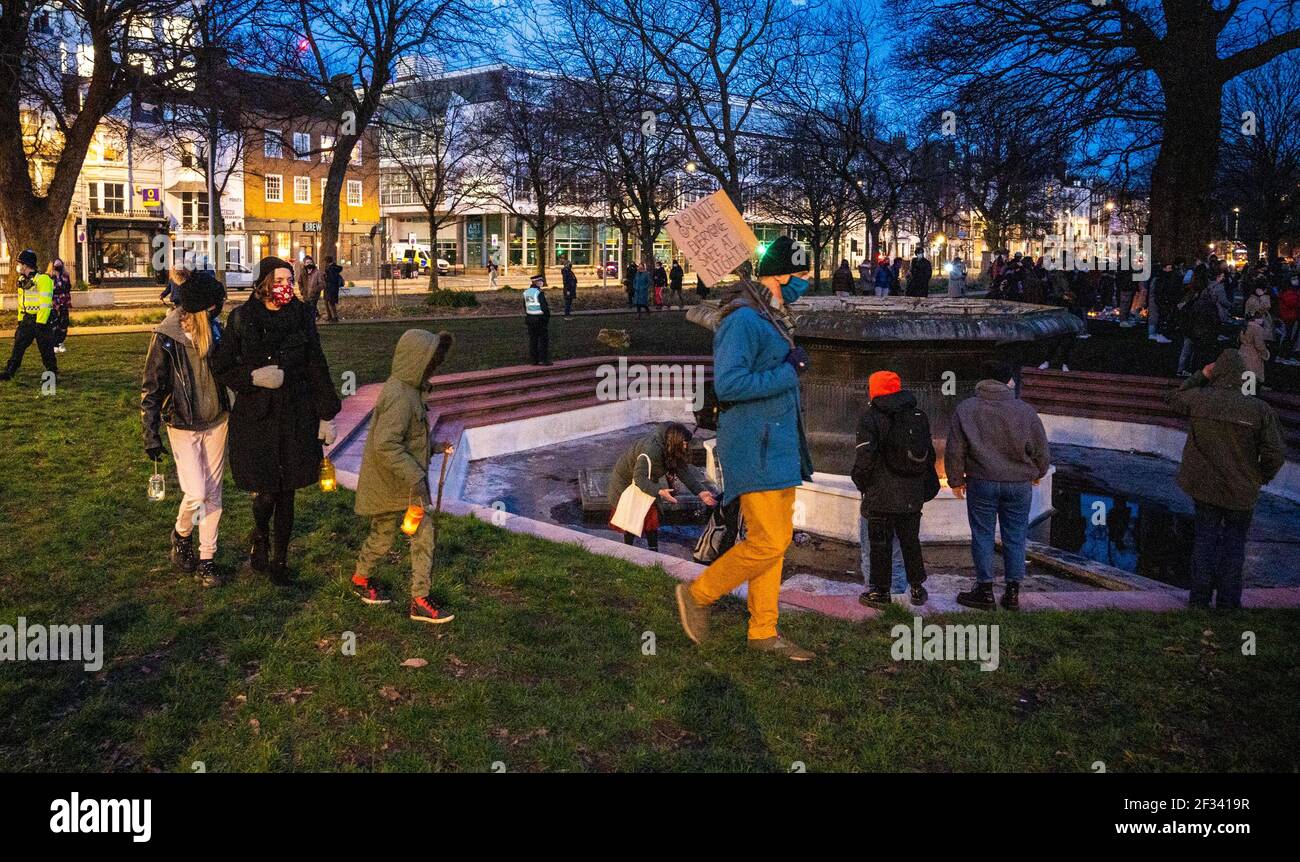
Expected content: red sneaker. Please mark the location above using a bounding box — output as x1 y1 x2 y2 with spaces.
409 596 454 625
351 575 391 605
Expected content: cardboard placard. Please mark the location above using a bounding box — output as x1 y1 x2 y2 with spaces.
665 189 758 287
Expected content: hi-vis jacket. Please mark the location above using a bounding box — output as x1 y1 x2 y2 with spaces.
18 273 55 324
523 285 545 315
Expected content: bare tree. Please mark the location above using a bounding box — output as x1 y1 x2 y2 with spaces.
545 0 687 272
380 79 492 290
586 0 812 211
1218 56 1300 261
478 70 580 281
258 0 469 267
891 0 1300 262
0 1 189 288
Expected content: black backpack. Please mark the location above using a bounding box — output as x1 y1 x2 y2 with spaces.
882 407 932 477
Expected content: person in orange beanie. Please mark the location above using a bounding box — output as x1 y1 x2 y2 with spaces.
851 370 940 608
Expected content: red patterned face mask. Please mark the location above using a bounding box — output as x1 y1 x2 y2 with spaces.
270 282 294 307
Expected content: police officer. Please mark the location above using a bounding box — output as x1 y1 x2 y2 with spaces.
523 273 551 366
1 249 58 381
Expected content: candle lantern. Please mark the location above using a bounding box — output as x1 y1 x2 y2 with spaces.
319 457 337 493
148 461 166 502
401 501 425 536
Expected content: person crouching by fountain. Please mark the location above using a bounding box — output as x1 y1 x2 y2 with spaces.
851 371 940 609
674 236 816 662
350 329 457 624
607 423 718 551
944 359 1051 612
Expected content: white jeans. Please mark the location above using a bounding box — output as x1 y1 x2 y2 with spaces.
167 418 228 559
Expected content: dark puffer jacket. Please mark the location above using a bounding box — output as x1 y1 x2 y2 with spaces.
850 390 939 515
1167 348 1286 511
210 297 340 492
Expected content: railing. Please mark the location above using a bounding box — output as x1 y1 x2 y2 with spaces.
87 206 164 219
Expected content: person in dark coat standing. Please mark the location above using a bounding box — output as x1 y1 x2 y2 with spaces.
851 370 940 608
210 256 342 584
623 261 637 307
831 260 854 295
322 256 343 322
668 259 685 308
1167 349 1285 609
653 261 668 309
633 263 651 313
908 253 932 298
560 260 578 318
48 259 73 353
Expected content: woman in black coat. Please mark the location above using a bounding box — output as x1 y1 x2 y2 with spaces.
211 256 341 583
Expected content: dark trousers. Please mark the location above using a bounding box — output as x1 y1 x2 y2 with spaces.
867 512 926 592
623 529 658 551
1189 501 1253 609
526 315 549 364
563 290 575 316
1047 334 1074 367
669 287 684 308
251 488 296 562
4 318 57 376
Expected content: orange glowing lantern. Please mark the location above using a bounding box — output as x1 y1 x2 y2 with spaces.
318 457 337 493
401 502 425 536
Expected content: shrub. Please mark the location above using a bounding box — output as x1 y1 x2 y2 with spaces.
424 290 479 309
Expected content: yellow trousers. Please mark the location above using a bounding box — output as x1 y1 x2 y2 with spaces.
690 487 794 640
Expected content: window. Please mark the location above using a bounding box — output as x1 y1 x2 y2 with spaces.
91 182 125 213
294 176 311 204
294 132 311 160
320 134 334 163
181 192 209 226
180 140 198 169
553 220 592 266
264 130 282 159
349 138 361 166
346 180 362 207
264 174 283 203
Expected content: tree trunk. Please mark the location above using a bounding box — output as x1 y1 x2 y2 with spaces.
427 210 441 292
1147 82 1224 264
0 202 62 292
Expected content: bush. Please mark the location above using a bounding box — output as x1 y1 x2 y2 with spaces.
424 290 479 309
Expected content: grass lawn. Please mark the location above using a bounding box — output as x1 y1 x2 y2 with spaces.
0 313 1297 772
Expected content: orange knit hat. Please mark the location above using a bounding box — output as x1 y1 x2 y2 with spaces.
868 370 901 400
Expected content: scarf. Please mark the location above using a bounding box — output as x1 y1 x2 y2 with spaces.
716 278 796 348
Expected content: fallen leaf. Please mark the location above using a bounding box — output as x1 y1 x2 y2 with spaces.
401 658 428 668
248 718 260 734
379 685 402 702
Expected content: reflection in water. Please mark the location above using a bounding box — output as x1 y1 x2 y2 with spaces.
1049 472 1195 587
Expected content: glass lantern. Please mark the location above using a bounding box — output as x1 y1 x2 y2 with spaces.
318 457 337 493
148 462 166 502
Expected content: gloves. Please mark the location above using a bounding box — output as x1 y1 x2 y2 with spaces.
146 445 165 462
251 365 284 389
784 346 810 375
318 419 337 446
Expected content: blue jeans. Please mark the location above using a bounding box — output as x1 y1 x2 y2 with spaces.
860 515 906 593
965 479 1033 584
1189 502 1252 609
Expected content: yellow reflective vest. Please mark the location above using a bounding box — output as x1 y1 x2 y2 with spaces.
18 273 54 325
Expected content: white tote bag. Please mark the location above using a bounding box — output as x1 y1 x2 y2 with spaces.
610 453 657 537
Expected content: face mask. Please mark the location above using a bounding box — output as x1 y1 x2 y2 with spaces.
270 282 294 307
781 276 810 304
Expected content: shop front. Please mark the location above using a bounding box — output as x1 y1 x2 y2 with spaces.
85 217 169 284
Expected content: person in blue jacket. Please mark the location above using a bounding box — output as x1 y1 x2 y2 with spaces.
675 236 816 662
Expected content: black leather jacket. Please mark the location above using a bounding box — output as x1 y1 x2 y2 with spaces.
141 320 230 450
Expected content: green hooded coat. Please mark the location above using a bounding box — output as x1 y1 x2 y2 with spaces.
354 329 453 516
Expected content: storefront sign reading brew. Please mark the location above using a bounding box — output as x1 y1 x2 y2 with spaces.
303 222 321 232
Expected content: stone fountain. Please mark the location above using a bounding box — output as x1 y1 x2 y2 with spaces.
688 295 1085 542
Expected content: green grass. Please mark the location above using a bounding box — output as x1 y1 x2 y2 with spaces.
0 315 1297 772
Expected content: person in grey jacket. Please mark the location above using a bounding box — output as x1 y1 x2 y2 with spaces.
607 423 717 551
944 359 1050 611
